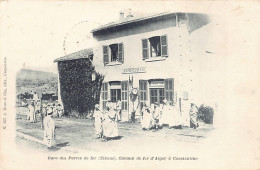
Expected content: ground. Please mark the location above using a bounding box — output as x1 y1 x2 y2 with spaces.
16 108 214 154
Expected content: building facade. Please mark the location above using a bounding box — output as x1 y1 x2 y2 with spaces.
91 12 210 122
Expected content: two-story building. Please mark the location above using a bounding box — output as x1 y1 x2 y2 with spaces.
91 11 210 122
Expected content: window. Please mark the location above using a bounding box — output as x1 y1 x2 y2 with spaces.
103 43 124 66
149 36 161 57
150 88 165 104
142 35 168 60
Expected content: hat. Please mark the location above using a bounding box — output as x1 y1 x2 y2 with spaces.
47 108 53 115
163 99 168 103
132 88 138 95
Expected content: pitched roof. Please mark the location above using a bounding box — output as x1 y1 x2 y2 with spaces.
54 48 93 62
91 12 176 33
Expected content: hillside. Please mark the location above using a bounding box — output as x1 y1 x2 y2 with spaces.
16 69 58 87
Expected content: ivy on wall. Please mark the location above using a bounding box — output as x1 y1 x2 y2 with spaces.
58 58 103 117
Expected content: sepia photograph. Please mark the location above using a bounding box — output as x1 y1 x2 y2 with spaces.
1 1 260 169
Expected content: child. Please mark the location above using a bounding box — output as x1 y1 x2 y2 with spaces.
44 107 55 148
93 104 103 138
153 102 161 130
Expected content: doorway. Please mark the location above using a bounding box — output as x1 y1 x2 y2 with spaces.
110 89 121 103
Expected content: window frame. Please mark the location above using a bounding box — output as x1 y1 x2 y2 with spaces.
142 34 168 61
103 42 124 66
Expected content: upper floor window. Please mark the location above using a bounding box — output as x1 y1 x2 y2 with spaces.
103 43 124 66
142 35 168 60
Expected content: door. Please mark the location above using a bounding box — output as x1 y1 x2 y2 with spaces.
110 89 121 103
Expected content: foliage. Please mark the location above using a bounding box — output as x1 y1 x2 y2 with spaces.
58 58 103 117
198 104 214 124
17 92 33 99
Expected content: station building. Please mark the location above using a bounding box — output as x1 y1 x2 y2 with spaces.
91 12 212 121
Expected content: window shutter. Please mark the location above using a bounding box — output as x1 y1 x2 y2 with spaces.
121 81 128 111
161 35 168 57
118 43 124 63
101 82 108 110
103 46 109 66
139 80 148 110
164 78 174 102
142 39 148 60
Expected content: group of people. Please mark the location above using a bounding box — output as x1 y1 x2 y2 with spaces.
141 99 198 130
25 97 63 148
42 102 63 118
27 100 63 123
140 99 199 130
92 99 200 142
93 101 120 141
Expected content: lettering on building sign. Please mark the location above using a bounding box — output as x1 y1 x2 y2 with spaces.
150 80 164 87
122 67 146 74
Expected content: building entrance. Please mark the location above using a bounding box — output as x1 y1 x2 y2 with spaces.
110 89 121 102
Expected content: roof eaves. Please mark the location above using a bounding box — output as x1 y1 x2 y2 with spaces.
91 12 176 33
54 48 93 62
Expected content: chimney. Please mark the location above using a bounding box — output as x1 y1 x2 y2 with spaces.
119 11 124 20
126 8 133 18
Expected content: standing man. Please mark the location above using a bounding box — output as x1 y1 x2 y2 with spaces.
93 104 103 139
129 88 139 123
33 91 38 105
153 102 161 130
28 101 36 123
116 99 122 121
44 107 55 148
189 103 199 129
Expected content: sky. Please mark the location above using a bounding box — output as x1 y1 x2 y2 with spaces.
0 1 184 73
0 1 259 74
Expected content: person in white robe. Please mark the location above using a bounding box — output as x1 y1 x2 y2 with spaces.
102 102 119 141
56 103 63 117
152 102 161 130
93 104 103 138
28 101 36 123
52 103 58 117
189 103 199 129
159 99 172 126
141 102 153 130
169 102 182 129
44 107 55 148
42 101 48 117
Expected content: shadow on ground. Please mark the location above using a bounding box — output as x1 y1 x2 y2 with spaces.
48 142 70 152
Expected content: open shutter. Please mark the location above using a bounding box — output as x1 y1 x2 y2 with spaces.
101 82 108 110
142 39 148 60
118 43 124 63
139 80 148 110
121 81 128 111
161 35 168 57
164 78 174 103
103 45 109 66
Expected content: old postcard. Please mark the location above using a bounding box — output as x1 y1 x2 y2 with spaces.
0 1 259 169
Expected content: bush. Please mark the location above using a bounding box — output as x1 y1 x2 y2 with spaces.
198 104 214 124
58 58 103 117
